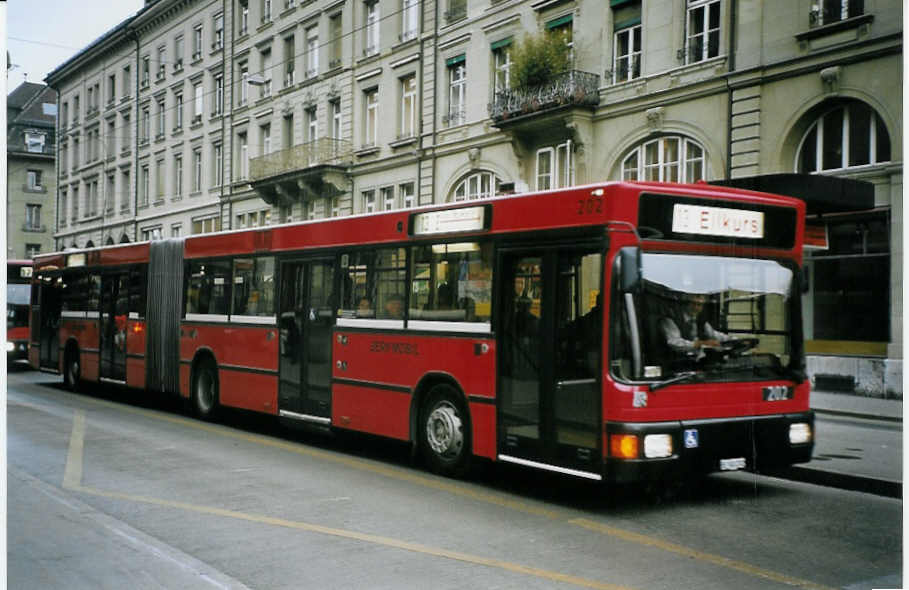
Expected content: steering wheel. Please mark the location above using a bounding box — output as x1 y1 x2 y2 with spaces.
719 337 760 355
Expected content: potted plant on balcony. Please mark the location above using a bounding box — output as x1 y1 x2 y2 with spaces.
509 32 572 114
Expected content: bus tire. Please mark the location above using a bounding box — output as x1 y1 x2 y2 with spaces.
420 383 471 478
192 359 219 420
63 346 81 392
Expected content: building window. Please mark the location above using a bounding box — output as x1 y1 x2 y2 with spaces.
260 123 271 155
239 0 249 35
141 107 150 142
175 92 184 129
284 35 296 87
238 61 249 106
613 22 642 83
213 143 223 186
685 0 720 64
213 74 224 115
447 56 466 126
811 0 863 26
451 171 500 202
381 186 395 211
330 197 340 217
122 66 131 98
72 186 79 219
402 0 418 41
621 135 706 182
283 114 294 149
193 147 203 192
175 35 185 68
26 244 41 258
331 100 342 138
262 0 272 22
156 46 167 80
171 224 183 238
25 204 42 230
60 189 68 226
796 99 891 173
157 99 166 137
142 227 163 241
193 24 204 59
26 169 42 190
141 56 150 86
364 88 378 147
24 132 46 153
260 48 273 97
156 158 165 201
330 13 343 67
193 83 203 122
213 12 224 50
106 173 116 212
363 190 376 213
174 153 184 197
400 75 416 138
365 1 379 56
238 132 249 180
400 182 415 208
140 165 150 206
306 107 318 142
305 27 319 78
120 170 130 212
535 140 574 191
492 41 512 93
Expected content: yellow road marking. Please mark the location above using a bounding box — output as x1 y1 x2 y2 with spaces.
57 393 836 590
62 410 85 489
59 411 631 590
570 518 834 590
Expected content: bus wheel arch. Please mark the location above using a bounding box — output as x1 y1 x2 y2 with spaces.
63 339 81 391
412 374 472 477
190 350 219 419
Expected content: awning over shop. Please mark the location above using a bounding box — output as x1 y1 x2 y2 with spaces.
709 173 874 215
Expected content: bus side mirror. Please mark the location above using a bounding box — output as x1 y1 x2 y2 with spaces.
619 247 642 293
801 267 810 294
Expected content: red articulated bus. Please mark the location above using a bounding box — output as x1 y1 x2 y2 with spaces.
30 181 813 482
8 260 33 362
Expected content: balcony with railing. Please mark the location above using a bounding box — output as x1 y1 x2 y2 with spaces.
249 137 352 205
488 70 599 126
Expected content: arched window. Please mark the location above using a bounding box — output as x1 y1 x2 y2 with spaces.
85 240 95 248
120 234 131 244
797 100 891 173
621 136 706 183
106 237 115 245
450 170 501 202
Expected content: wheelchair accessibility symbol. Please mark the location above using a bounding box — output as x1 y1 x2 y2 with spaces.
684 429 699 449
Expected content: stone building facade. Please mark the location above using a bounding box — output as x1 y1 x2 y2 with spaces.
46 0 902 395
7 82 58 259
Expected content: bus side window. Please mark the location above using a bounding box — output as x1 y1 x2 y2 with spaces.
338 251 375 318
130 266 147 318
375 248 407 320
232 256 275 317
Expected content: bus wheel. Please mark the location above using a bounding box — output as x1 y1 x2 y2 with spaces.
420 384 471 477
192 360 219 419
63 349 81 391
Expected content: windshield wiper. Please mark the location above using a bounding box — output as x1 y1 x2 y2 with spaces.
650 370 700 392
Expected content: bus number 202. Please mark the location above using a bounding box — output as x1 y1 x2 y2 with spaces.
577 197 603 215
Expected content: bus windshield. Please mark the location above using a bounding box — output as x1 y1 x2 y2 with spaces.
614 253 799 383
7 283 31 329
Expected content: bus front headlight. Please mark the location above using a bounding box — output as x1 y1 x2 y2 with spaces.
644 434 673 458
789 423 812 445
6 342 15 352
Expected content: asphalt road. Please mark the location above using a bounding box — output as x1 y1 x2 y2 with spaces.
7 368 903 590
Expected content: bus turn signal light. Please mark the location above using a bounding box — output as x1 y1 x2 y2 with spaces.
609 434 639 459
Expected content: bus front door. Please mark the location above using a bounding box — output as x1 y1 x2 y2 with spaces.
498 246 603 478
99 273 129 382
278 259 336 425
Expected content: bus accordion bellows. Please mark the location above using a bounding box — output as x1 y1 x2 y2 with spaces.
29 181 813 483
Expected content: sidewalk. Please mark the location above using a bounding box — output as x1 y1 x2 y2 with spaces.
778 389 903 498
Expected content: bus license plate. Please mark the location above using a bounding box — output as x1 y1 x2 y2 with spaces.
719 457 747 471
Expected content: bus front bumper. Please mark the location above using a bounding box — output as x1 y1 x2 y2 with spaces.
604 411 814 484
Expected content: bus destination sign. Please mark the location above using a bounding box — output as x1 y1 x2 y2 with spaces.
671 204 764 239
412 206 487 236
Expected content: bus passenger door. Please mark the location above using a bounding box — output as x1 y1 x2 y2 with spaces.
99 273 129 382
37 277 62 370
278 259 336 424
498 246 603 477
